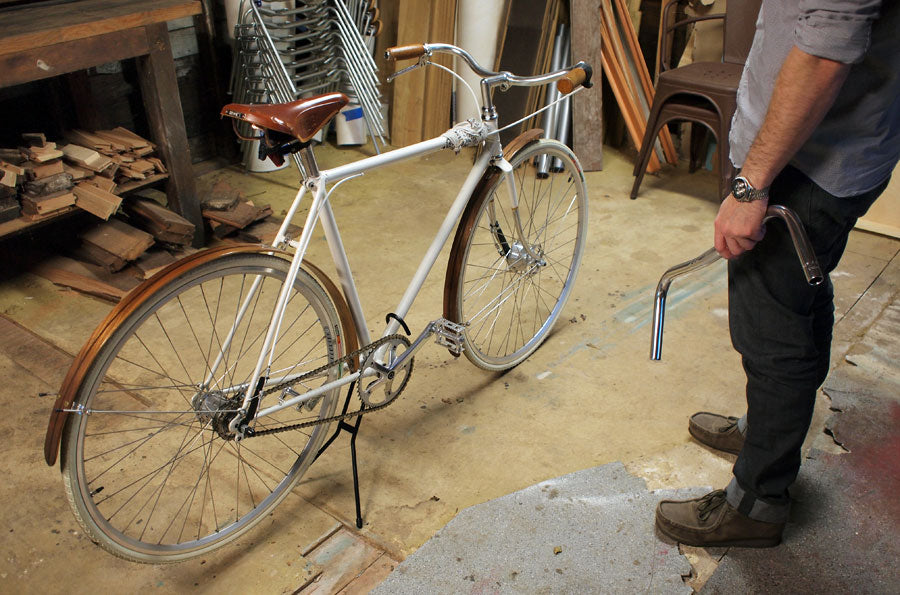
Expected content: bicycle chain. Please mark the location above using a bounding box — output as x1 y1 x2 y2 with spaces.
247 334 409 437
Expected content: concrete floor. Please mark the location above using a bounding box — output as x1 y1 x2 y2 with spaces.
0 139 897 593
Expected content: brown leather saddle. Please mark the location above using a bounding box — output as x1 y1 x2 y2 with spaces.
221 93 349 164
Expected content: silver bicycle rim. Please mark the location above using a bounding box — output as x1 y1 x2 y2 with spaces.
62 254 342 562
457 140 587 370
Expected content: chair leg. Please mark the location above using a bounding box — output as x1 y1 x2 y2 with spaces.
689 123 708 173
631 114 669 200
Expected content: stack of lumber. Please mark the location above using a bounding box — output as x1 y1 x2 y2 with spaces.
123 191 195 248
5 133 77 221
74 217 156 273
64 127 168 190
61 127 169 220
37 199 195 299
599 0 677 172
0 148 24 223
0 128 170 226
24 184 196 298
200 181 273 240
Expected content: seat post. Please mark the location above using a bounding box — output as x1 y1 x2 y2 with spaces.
298 145 320 180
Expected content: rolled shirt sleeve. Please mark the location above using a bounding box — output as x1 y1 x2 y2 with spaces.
795 0 883 63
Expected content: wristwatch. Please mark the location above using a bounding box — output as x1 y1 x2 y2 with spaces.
731 175 769 202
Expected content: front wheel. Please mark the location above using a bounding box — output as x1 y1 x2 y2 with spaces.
60 253 344 563
445 139 588 371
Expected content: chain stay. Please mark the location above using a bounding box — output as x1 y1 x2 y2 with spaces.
249 334 409 437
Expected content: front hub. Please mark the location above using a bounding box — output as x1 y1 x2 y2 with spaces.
506 241 544 273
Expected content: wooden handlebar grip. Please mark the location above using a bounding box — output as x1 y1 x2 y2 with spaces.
385 44 426 60
557 68 587 94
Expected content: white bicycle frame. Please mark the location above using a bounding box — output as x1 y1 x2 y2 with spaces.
204 43 585 432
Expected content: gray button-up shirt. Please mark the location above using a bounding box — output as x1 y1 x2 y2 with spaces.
729 0 900 197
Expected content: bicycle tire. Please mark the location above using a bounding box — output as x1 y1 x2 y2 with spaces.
60 253 344 563
445 139 588 370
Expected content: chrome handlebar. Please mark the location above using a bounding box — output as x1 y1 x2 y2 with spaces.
650 205 823 360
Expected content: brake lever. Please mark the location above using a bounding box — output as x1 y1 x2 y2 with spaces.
386 57 428 83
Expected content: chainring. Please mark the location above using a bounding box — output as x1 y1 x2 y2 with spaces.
357 336 413 407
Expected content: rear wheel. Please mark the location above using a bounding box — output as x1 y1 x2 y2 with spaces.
445 139 588 370
61 253 343 562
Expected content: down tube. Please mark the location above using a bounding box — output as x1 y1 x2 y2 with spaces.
383 148 493 337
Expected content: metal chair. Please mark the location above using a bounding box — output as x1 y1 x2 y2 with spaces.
630 0 761 200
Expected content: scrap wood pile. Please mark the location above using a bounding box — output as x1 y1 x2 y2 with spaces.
0 128 168 224
200 180 295 245
31 179 300 303
30 203 194 302
599 0 677 172
0 129 203 302
31 187 198 303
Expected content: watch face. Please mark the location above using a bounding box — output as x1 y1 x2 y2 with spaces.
733 177 748 199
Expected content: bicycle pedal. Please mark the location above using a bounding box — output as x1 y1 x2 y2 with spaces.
433 318 466 355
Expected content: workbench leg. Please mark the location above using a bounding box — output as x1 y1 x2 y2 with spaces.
137 22 205 247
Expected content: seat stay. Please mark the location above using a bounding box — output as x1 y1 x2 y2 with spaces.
233 181 330 427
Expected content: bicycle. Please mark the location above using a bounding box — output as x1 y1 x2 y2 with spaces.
42 42 593 563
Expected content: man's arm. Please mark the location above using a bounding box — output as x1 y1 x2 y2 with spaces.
714 47 851 259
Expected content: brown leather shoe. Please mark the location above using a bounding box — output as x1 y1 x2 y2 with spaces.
655 490 784 548
689 412 745 454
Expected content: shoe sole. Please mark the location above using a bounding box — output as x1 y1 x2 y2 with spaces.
688 425 742 455
655 518 781 548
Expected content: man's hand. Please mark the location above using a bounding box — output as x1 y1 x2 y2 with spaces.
714 47 850 259
714 195 768 259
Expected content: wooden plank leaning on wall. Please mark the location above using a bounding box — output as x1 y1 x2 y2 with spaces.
391 0 456 146
569 0 604 171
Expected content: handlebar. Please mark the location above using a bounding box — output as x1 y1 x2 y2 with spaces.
384 44 426 61
557 65 593 94
649 205 823 361
384 42 593 93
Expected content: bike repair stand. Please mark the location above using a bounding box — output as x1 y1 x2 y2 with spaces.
315 382 366 529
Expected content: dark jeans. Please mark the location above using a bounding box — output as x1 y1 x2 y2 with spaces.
724 165 886 523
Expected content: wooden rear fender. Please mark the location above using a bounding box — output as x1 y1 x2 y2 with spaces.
442 128 544 323
44 244 358 466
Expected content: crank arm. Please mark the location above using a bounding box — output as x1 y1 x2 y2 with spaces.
374 321 435 374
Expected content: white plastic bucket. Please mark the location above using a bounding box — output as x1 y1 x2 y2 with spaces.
336 104 367 145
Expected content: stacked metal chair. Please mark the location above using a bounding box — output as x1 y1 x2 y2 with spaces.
230 0 385 166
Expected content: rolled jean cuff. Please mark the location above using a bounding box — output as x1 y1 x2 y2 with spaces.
737 414 748 436
726 477 790 523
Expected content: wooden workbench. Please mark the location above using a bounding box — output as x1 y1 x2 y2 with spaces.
0 0 205 245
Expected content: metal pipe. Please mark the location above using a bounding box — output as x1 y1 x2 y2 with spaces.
650 205 823 360
536 24 567 176
551 46 572 172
